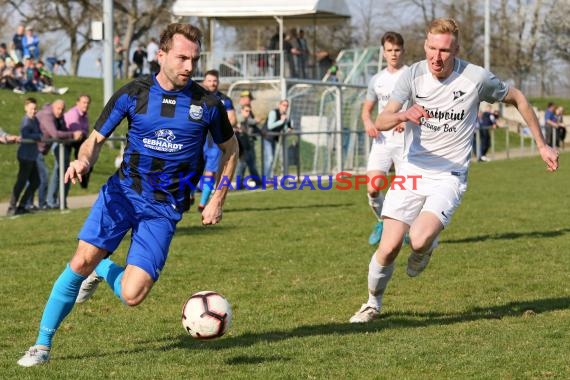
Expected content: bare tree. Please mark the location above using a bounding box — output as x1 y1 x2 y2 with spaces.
350 0 387 47
444 0 484 66
112 0 173 78
543 0 570 61
493 0 548 89
7 0 101 75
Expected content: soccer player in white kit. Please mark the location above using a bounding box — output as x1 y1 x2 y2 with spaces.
350 18 559 323
361 31 408 246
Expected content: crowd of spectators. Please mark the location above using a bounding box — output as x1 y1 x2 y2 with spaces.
5 95 90 216
1 24 68 95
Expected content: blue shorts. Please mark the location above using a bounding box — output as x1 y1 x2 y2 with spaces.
203 143 221 173
78 177 182 281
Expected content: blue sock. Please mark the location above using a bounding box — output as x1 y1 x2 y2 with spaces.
200 181 214 207
36 264 86 348
95 258 125 302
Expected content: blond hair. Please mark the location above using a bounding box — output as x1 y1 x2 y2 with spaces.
427 18 460 43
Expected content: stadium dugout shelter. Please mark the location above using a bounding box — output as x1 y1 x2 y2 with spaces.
171 0 351 96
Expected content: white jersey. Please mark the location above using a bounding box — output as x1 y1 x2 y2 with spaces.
366 66 408 144
391 58 509 176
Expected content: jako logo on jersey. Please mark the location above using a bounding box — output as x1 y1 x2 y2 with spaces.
189 104 203 120
142 129 183 152
162 98 176 105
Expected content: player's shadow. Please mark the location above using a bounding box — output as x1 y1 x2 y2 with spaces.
442 227 570 244
56 296 570 364
163 296 570 352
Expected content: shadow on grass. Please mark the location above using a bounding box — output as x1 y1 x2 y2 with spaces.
168 296 570 351
442 228 570 244
56 296 566 363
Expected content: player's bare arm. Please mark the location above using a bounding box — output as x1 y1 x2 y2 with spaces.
202 135 239 225
376 100 428 131
361 100 379 138
65 130 107 184
503 87 559 172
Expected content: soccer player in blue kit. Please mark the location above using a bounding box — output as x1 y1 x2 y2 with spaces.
17 23 238 367
195 69 237 212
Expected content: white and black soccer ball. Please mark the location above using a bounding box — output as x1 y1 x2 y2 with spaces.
181 291 232 339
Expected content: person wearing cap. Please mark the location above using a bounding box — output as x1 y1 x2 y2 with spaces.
239 90 259 122
22 26 40 60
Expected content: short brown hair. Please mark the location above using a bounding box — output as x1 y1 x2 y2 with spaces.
159 23 202 52
24 97 37 106
427 18 459 43
204 69 219 78
381 31 404 48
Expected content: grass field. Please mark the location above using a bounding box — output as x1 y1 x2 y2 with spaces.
0 153 569 379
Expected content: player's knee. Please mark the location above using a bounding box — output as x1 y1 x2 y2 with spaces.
408 232 431 253
120 287 149 307
376 244 400 264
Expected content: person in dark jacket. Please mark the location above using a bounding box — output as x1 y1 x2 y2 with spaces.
7 98 42 216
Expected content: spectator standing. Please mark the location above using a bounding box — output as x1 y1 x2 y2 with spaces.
65 94 92 189
7 98 41 216
22 26 40 60
113 36 126 79
12 24 25 62
26 100 82 210
554 106 566 148
235 105 262 189
316 50 333 79
132 45 147 77
238 90 258 121
263 99 292 177
544 102 558 147
478 105 496 162
297 29 309 79
146 37 159 74
284 32 297 77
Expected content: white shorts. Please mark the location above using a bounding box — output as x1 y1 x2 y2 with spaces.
381 170 468 228
366 134 405 173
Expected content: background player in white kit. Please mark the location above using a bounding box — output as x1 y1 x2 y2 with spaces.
361 31 408 246
350 18 559 323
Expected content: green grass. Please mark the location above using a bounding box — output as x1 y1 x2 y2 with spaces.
528 97 570 111
0 153 569 378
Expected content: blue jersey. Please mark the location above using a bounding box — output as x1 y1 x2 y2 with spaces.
94 75 234 211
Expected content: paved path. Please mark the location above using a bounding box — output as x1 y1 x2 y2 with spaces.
0 147 544 217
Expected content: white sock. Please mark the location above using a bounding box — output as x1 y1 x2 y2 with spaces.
367 254 394 310
368 193 384 220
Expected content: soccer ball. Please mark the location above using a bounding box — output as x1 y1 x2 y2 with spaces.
181 291 232 339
